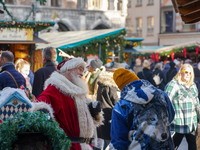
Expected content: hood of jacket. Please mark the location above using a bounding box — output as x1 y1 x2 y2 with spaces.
121 79 157 104
98 71 118 89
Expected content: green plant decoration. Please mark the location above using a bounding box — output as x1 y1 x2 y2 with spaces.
0 111 71 150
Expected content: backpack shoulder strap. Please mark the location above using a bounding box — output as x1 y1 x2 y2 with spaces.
3 71 19 88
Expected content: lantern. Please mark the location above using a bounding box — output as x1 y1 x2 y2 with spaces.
155 53 159 62
171 52 174 61
183 48 187 58
151 54 155 62
196 46 199 54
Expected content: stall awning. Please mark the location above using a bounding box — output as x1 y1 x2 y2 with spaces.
135 46 166 53
155 41 200 53
124 38 144 42
0 36 49 44
36 28 125 52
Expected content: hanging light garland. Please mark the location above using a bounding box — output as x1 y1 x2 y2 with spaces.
0 20 55 31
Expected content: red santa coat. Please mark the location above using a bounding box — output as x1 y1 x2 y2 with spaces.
37 71 101 150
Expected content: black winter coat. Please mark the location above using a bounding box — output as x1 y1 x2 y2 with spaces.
137 68 157 87
32 61 57 98
166 67 177 84
96 71 120 140
153 68 165 91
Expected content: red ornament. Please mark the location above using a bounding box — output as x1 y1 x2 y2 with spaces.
171 52 174 61
0 120 2 124
183 48 187 58
151 54 155 62
155 53 159 62
196 46 199 54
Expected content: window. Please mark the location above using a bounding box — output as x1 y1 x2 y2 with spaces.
51 0 59 6
136 0 142 6
182 23 196 32
147 17 154 35
136 18 142 37
161 11 173 33
126 18 134 36
147 0 154 5
93 0 100 9
128 0 131 7
117 0 122 10
5 0 13 4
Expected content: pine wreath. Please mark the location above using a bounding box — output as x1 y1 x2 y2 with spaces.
0 111 71 150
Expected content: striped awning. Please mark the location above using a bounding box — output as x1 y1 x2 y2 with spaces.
36 28 125 51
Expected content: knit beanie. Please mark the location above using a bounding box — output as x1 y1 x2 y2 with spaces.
90 59 103 70
113 68 140 90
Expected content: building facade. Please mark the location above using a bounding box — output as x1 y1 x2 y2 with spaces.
159 0 200 46
0 0 127 31
126 0 200 47
126 0 160 46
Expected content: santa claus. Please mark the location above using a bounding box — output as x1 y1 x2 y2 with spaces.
36 57 103 150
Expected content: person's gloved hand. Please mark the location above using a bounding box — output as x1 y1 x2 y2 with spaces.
88 101 101 118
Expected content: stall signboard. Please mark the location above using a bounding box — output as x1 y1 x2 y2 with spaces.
0 28 33 41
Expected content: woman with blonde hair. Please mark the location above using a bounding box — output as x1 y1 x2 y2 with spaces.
165 63 199 150
15 59 32 92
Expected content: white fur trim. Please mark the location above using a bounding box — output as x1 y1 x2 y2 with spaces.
44 72 97 146
0 87 32 106
29 102 54 118
44 71 87 96
60 57 86 73
98 71 118 88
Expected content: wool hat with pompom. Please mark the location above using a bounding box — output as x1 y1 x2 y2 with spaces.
57 57 86 73
113 68 140 90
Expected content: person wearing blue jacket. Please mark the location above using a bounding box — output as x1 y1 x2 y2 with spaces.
0 51 26 90
109 68 175 150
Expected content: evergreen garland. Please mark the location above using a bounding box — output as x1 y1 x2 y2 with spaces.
0 111 71 150
0 20 55 32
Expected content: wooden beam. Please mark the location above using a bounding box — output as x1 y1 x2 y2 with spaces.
177 0 198 6
181 10 200 23
179 1 200 15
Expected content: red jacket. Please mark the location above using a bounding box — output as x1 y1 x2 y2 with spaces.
37 85 81 150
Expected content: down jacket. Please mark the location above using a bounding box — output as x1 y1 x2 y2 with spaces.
109 80 175 150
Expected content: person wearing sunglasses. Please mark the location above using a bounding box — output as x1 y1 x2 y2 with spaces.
165 63 199 150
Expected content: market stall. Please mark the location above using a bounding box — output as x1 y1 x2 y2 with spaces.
36 28 126 65
0 20 55 71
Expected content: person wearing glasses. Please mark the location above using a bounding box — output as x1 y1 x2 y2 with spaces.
165 63 199 150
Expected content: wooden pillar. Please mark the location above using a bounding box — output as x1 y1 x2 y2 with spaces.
31 44 35 72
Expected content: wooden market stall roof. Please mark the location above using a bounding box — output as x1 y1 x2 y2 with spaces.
172 0 200 23
36 28 125 53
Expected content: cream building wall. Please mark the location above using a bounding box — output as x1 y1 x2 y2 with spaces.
127 0 160 46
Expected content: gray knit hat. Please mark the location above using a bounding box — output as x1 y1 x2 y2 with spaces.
90 59 103 70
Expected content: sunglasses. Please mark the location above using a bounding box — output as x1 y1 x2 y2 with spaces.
182 70 191 75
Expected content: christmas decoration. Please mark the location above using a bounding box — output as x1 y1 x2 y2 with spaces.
151 53 155 62
155 53 159 62
171 52 174 61
0 111 71 150
183 48 187 58
0 20 55 32
196 46 199 54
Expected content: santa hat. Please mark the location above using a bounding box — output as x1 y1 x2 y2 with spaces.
57 57 86 73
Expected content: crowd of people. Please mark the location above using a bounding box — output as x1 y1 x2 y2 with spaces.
0 47 199 150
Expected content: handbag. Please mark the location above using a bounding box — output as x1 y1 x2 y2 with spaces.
183 85 200 118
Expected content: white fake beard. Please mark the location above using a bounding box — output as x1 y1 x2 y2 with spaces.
71 72 88 91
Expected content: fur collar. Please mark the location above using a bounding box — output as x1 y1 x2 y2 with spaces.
44 71 87 97
98 71 118 88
